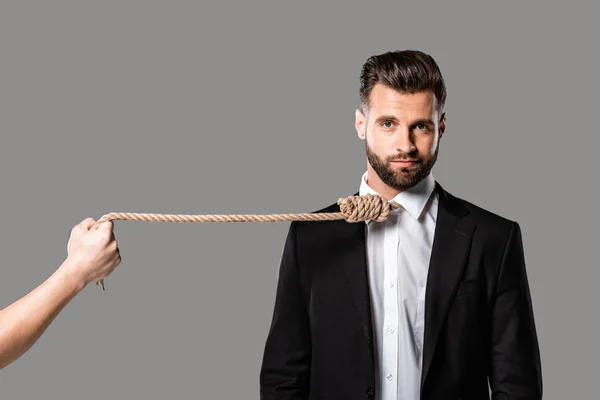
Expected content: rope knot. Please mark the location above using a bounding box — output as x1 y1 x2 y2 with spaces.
337 194 393 223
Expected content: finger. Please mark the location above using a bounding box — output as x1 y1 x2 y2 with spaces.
71 218 93 236
108 239 118 251
96 220 114 232
80 217 96 230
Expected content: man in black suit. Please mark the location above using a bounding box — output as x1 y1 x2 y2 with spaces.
259 50 542 400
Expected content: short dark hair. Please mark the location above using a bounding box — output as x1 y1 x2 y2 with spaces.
359 50 446 114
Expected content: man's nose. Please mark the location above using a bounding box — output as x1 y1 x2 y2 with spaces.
394 130 416 154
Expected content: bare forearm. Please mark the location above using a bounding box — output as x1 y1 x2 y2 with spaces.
0 260 85 369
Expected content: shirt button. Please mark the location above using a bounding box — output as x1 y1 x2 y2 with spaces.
388 326 395 334
389 281 395 288
387 373 393 381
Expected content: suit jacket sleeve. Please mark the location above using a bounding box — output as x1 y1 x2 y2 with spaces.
489 221 543 399
260 221 311 399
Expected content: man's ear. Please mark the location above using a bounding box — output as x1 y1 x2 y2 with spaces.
355 108 366 140
438 112 446 139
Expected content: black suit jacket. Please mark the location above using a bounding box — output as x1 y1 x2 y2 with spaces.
260 182 542 400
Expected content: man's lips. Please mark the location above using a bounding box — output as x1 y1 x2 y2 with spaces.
391 159 419 165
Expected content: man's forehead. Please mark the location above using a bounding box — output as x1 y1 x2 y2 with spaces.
370 84 436 111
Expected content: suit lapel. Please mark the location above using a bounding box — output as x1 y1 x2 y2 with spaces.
335 194 375 364
421 182 475 389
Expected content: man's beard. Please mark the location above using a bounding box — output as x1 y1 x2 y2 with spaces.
365 138 438 190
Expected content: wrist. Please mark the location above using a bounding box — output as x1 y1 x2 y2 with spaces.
56 259 88 293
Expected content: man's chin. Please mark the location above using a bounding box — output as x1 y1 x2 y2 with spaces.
384 178 418 190
385 172 423 189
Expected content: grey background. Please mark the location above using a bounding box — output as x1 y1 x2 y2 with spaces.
0 1 597 399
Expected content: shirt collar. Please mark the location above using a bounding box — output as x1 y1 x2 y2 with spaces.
358 170 436 222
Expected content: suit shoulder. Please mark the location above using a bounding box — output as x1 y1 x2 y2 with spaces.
443 188 518 238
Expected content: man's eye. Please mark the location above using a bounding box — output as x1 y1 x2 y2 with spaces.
416 124 428 131
382 121 394 129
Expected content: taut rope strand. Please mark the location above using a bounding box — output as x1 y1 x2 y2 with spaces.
92 194 399 290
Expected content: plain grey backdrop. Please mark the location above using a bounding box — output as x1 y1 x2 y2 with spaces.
0 1 597 399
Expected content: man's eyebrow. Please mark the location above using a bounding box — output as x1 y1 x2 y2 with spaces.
374 115 399 123
412 119 435 126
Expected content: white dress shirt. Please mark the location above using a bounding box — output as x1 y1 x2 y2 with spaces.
359 170 438 400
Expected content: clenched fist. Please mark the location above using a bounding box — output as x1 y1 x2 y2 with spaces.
63 217 122 288
0 217 123 368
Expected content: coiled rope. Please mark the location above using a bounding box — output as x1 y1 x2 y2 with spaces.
92 194 399 290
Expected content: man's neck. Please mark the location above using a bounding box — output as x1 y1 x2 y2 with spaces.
365 165 405 201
